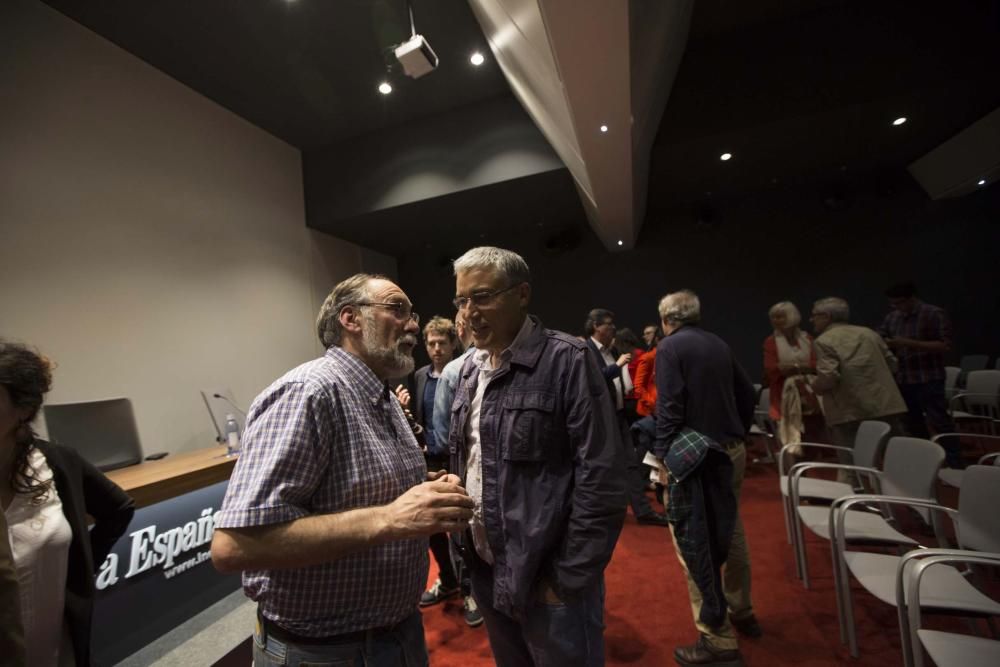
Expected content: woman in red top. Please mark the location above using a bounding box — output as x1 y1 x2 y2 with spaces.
633 328 662 418
763 302 826 446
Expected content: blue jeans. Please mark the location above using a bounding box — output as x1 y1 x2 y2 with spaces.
252 611 428 667
472 572 606 667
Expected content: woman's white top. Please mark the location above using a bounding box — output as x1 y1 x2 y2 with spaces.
4 448 76 667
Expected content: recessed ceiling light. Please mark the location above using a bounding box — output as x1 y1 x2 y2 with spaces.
617 240 623 246
892 117 907 126
720 152 732 161
979 179 987 186
470 52 485 66
378 82 392 95
600 125 608 133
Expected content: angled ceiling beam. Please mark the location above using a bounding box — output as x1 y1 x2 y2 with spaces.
468 0 692 251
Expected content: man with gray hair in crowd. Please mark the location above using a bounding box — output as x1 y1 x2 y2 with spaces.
448 246 626 666
211 273 474 667
810 297 906 477
654 289 758 667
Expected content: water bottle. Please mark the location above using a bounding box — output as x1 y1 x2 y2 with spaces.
224 413 241 457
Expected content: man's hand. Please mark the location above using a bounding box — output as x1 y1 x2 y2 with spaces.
426 469 450 482
394 384 411 408
616 353 632 367
381 478 473 539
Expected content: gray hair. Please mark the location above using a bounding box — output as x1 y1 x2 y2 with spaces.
453 246 531 284
315 274 382 348
658 290 701 325
768 301 801 328
812 297 850 323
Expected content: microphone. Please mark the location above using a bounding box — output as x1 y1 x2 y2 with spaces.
213 393 247 419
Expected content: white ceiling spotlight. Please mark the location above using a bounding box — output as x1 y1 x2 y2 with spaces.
720 152 732 161
600 124 608 133
979 179 987 186
378 82 393 95
617 240 623 246
892 117 907 126
470 52 485 66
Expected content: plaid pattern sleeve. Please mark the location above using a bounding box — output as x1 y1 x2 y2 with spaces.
215 379 332 529
882 302 950 384
215 347 428 636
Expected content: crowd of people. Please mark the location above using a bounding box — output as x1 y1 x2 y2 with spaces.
1 242 959 666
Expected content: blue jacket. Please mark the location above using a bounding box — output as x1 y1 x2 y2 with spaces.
449 315 627 618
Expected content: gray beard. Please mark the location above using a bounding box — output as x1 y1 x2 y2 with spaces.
361 313 415 377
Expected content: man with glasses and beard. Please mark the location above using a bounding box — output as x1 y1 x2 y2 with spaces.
211 274 474 667
448 247 626 666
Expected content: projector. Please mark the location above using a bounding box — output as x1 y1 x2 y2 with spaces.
394 34 438 79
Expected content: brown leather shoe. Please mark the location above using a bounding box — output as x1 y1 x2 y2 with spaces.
674 635 744 666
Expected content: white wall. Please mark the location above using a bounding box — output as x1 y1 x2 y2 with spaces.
0 0 395 455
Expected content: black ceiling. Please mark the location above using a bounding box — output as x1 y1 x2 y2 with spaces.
43 0 510 149
43 0 1000 253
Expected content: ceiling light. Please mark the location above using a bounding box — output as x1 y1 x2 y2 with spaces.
892 117 907 126
720 152 732 161
600 125 608 133
979 179 987 186
617 240 623 246
470 52 485 66
378 82 392 95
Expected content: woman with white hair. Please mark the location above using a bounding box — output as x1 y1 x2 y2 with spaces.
763 301 824 448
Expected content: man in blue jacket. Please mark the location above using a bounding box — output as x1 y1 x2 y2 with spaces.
655 289 759 667
448 246 626 666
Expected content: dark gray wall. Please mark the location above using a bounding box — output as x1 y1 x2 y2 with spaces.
399 172 1000 379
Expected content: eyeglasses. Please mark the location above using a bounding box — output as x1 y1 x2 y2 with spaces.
352 302 420 325
452 283 521 311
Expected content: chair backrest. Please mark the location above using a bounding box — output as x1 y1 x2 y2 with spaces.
944 366 960 398
43 397 143 471
881 437 944 520
957 465 1000 552
964 370 1000 415
757 387 770 413
960 354 989 374
852 420 892 469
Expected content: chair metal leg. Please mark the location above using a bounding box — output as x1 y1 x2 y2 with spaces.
832 538 846 644
840 550 860 657
794 507 811 589
781 490 792 544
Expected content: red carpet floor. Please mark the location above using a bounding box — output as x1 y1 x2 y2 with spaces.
420 459 913 666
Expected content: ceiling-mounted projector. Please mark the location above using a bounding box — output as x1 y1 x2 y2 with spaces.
395 34 438 79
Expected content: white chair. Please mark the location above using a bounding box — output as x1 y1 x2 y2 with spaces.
778 420 891 546
950 370 1000 435
43 397 167 471
898 549 1000 667
832 465 1000 659
789 436 942 589
945 366 961 401
933 433 1000 488
749 387 777 463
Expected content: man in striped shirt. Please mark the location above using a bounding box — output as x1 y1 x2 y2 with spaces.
211 274 474 667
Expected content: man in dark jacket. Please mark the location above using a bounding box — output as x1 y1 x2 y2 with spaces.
585 307 668 526
449 247 626 667
655 290 759 667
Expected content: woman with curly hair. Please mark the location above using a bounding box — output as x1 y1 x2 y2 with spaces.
1 340 134 666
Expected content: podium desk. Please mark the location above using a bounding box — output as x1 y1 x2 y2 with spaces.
96 445 241 665
106 444 236 508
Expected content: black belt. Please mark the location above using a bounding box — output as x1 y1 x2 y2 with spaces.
258 609 394 647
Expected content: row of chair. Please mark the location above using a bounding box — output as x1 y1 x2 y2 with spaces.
778 426 1000 664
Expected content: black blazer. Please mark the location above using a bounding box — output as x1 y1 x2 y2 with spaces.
585 338 625 413
412 364 431 426
33 440 135 667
